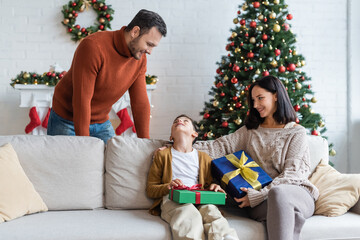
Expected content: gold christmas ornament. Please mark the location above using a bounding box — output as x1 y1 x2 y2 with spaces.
233 18 239 24
311 97 317 103
270 59 278 67
99 18 105 24
258 15 264 20
255 69 261 75
235 118 242 125
235 47 241 53
295 82 302 90
273 24 281 32
229 107 234 111
273 0 280 4
271 36 275 40
318 120 325 128
200 124 204 130
263 1 269 6
63 19 70 24
232 32 237 38
224 75 229 81
241 90 245 95
23 72 30 79
99 3 104 7
269 12 276 19
208 132 214 138
250 37 256 44
293 50 297 55
329 149 336 156
284 79 289 84
269 45 273 50
213 100 219 107
242 3 248 10
296 62 302 67
68 13 73 18
257 26 263 31
77 32 82 36
301 60 306 66
310 108 315 114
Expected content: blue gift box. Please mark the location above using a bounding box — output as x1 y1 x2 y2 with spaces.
211 150 272 198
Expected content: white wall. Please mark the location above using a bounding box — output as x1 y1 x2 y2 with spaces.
0 0 356 172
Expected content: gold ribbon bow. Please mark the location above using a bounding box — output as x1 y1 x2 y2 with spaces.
221 152 262 190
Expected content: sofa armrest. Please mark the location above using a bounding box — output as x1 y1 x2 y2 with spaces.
350 199 360 214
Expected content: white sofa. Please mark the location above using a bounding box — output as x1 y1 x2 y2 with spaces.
0 135 359 240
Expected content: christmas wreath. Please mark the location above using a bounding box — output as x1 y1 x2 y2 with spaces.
61 0 114 42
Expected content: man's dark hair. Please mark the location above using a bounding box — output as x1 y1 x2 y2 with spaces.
173 114 198 145
245 75 297 129
126 9 167 37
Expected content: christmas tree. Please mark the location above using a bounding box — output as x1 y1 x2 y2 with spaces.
197 0 335 156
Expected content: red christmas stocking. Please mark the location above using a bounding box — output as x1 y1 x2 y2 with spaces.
25 106 41 134
115 108 134 135
42 108 51 128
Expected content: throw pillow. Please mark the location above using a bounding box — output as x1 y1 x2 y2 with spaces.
0 143 48 223
309 159 360 217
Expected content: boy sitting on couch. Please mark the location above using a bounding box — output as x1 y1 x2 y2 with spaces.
146 114 238 240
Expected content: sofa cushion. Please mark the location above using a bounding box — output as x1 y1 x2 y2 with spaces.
306 135 329 173
0 209 171 240
309 159 360 217
0 135 105 210
105 136 166 209
0 143 47 223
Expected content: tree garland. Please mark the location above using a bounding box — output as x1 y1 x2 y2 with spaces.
61 0 114 42
10 71 66 87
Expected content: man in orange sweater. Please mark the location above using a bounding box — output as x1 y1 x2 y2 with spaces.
47 9 166 143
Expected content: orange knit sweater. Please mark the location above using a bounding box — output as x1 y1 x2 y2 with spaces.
52 26 150 138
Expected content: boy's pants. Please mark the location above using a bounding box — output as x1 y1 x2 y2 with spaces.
161 195 239 240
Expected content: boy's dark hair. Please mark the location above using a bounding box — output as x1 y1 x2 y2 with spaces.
245 75 297 129
126 9 167 37
173 114 198 145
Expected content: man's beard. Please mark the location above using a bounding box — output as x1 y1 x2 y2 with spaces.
129 37 141 60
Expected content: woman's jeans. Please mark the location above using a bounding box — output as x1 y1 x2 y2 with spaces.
47 109 115 144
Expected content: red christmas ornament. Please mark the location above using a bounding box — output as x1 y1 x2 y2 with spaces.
300 76 305 81
74 13 78 18
59 73 64 78
294 79 298 83
220 92 225 97
216 68 221 74
244 32 249 37
253 1 260 8
102 5 108 10
287 63 296 72
311 130 319 136
32 74 37 77
247 52 254 58
250 21 257 28
283 23 290 31
231 77 238 84
222 121 229 128
263 18 268 22
240 19 246 25
230 42 235 46
235 102 242 108
106 14 111 18
308 84 311 89
302 97 306 101
240 42 244 46
237 10 241 14
262 34 268 41
46 72 52 76
75 25 80 29
204 113 210 119
232 65 240 72
262 71 269 76
259 44 263 48
81 28 86 33
293 105 300 112
278 66 286 73
296 118 300 124
216 82 223 88
72 2 77 7
51 73 56 77
274 49 281 56
232 96 238 101
203 133 207 140
92 0 97 2
99 25 104 30
68 28 73 32
287 14 293 20
303 104 308 108
249 66 253 70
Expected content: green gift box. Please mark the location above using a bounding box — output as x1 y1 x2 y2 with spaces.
169 189 225 205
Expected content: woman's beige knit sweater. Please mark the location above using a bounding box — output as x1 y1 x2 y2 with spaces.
194 122 319 208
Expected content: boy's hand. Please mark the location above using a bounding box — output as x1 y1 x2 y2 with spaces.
234 187 250 208
208 183 226 194
154 146 167 155
168 179 184 189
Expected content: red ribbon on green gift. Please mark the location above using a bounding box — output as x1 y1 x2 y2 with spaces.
170 184 203 204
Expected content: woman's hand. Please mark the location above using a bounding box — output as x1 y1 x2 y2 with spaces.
167 179 183 189
208 183 226 194
234 187 250 208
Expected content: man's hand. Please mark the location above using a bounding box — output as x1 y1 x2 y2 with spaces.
208 183 226 194
234 187 250 208
167 179 184 189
